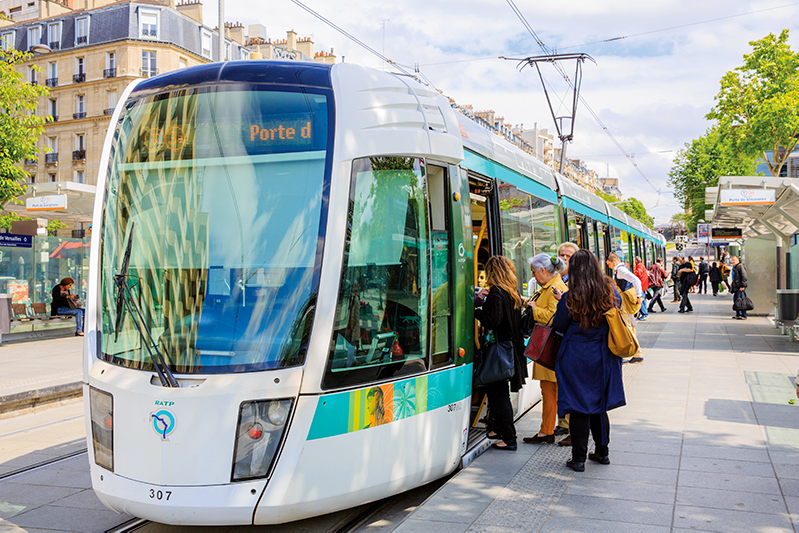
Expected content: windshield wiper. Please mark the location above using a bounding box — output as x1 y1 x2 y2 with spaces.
113 222 179 388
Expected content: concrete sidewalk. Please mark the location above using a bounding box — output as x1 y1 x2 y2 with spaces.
0 337 83 418
397 293 799 532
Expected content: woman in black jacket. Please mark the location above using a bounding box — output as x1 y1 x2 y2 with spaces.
474 256 528 451
709 262 722 296
51 277 84 336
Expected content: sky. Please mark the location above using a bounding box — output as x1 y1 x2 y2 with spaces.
203 0 799 224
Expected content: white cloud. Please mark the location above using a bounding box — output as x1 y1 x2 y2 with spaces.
209 0 799 223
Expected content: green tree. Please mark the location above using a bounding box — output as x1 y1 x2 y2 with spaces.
0 212 67 235
594 190 617 204
617 197 654 229
668 127 756 229
0 44 50 208
707 30 799 176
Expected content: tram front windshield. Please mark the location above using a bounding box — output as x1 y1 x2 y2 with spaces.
100 84 332 374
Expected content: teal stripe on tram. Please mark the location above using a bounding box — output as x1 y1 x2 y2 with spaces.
561 197 608 223
609 217 632 233
462 151 558 203
306 364 473 440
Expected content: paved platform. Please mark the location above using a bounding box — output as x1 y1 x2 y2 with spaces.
397 292 799 532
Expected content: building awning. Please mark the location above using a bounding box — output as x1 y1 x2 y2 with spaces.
2 182 96 223
708 176 799 241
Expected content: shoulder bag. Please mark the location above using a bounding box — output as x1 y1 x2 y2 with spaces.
732 294 754 312
606 307 640 358
524 295 562 371
473 290 516 387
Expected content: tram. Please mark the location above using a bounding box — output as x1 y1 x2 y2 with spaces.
84 60 666 525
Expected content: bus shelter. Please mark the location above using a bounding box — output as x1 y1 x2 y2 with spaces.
706 176 799 315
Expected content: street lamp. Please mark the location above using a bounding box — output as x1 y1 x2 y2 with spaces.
30 44 52 55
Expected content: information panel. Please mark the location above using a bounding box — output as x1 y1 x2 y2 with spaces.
712 228 742 240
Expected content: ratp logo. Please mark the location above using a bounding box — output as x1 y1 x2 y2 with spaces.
741 190 755 197
151 409 176 441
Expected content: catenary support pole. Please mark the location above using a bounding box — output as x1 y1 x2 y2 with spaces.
218 0 225 62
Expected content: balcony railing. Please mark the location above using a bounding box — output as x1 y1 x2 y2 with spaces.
24 158 37 166
73 73 85 83
29 80 37 85
45 153 58 164
73 112 86 119
103 107 115 115
45 77 58 87
140 68 158 78
142 28 157 37
49 41 60 50
103 68 116 78
72 150 85 161
76 35 87 45
48 115 58 122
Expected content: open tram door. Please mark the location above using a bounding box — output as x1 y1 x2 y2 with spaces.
464 173 501 447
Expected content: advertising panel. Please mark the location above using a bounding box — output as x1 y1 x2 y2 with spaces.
697 223 710 244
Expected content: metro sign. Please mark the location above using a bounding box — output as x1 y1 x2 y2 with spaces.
719 189 776 206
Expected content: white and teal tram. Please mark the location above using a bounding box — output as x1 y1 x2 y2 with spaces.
83 60 666 525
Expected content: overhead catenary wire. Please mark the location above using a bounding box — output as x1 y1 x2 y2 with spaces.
504 0 663 205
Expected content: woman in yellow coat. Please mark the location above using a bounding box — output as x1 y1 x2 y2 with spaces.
523 253 568 444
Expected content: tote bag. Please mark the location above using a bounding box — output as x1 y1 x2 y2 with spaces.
473 340 516 387
733 294 755 312
606 307 640 358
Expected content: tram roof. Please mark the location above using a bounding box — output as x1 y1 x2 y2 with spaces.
131 60 333 95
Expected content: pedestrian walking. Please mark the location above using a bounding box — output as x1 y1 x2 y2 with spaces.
647 258 668 313
474 256 528 451
709 262 722 296
697 257 709 294
721 251 733 293
670 257 682 302
551 250 626 472
522 254 568 445
687 256 697 293
633 256 649 321
730 255 749 320
677 257 696 313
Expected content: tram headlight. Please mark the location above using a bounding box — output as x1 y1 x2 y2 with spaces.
89 387 114 472
232 399 293 482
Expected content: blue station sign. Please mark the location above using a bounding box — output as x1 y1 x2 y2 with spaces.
0 234 33 248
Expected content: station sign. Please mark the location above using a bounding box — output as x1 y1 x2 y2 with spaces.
26 194 67 211
0 234 33 248
719 188 776 206
712 228 742 240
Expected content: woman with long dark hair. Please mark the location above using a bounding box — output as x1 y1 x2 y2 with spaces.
474 256 528 451
551 250 625 471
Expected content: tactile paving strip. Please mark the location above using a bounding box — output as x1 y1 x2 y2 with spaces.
468 441 574 532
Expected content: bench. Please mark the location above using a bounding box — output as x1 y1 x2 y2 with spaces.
10 303 75 326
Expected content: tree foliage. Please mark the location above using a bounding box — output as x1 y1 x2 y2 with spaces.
706 29 799 176
0 45 49 208
668 127 756 229
0 212 67 235
594 191 654 228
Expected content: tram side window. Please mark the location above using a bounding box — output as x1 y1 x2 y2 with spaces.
566 210 581 246
586 217 597 256
596 222 607 263
497 181 535 295
323 157 430 389
611 226 627 264
531 199 559 257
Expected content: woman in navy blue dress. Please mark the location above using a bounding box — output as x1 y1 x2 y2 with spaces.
551 250 626 472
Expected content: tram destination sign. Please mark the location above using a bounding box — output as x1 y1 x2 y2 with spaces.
719 188 776 206
712 228 742 240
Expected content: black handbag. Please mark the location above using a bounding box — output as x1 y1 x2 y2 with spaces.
473 339 516 387
733 294 754 312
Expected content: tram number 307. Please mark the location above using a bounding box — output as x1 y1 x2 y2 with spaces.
149 489 172 501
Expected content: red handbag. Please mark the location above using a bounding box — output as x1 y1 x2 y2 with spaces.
524 323 561 370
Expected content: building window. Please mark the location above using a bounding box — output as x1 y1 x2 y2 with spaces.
225 41 230 61
75 133 85 151
105 90 117 115
1 31 15 51
201 29 212 58
140 9 159 38
178 57 187 69
48 22 61 50
141 51 157 77
28 65 37 84
46 61 57 87
74 170 85 183
49 173 57 182
105 52 116 78
27 26 41 50
75 16 89 45
73 57 85 82
74 94 85 119
48 98 58 121
241 48 250 60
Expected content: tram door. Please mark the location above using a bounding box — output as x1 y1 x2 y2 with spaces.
427 164 454 369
